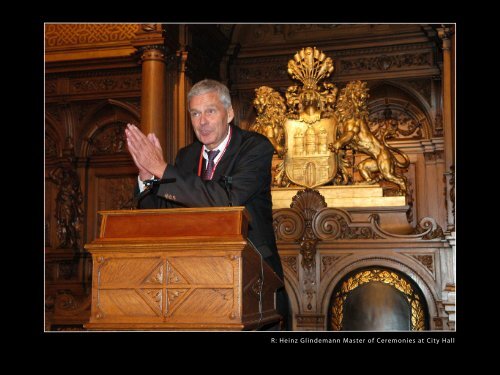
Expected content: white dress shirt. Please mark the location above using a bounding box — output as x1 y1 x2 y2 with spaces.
201 126 231 168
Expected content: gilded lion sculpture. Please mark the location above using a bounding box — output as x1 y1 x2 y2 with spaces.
250 86 289 186
330 81 410 193
250 86 287 157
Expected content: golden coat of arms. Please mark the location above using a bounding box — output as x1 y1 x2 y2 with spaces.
283 48 338 188
250 47 410 194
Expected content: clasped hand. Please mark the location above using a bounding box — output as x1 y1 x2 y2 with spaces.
125 123 167 180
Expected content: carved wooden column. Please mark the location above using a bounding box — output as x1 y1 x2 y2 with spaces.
175 25 192 151
437 25 455 232
137 45 168 161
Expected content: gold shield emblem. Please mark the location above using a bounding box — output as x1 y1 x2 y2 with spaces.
282 47 338 188
284 117 337 188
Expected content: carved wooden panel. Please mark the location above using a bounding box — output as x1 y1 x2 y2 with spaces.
233 24 426 48
45 176 57 248
45 24 140 49
281 256 298 280
45 133 59 159
46 71 142 101
412 254 434 273
338 48 433 75
94 255 236 321
86 166 137 244
91 252 251 327
88 123 128 156
70 73 142 96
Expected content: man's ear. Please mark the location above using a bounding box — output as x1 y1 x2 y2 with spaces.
227 106 235 123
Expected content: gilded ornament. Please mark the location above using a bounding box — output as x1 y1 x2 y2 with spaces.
331 81 410 194
283 48 339 188
251 47 410 192
331 269 425 331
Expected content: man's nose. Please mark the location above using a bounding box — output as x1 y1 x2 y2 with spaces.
199 112 208 125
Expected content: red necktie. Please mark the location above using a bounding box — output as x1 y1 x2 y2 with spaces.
202 150 220 181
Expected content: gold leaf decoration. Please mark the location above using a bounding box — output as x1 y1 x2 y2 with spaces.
331 268 426 331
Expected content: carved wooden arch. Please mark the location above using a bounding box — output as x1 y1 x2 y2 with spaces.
367 80 434 139
45 115 64 159
319 256 439 330
328 265 429 331
79 99 140 157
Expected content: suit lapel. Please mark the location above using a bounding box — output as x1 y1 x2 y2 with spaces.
212 125 242 182
183 141 202 175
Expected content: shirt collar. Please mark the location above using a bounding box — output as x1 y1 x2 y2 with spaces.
202 126 231 160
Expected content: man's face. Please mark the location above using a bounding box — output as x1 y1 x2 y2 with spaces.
189 91 234 150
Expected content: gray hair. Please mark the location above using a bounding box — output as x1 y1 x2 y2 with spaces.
187 79 232 109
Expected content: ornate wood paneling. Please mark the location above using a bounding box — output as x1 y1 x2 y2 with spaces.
337 45 436 78
45 24 140 49
45 72 141 330
45 23 455 331
45 69 142 102
92 173 137 240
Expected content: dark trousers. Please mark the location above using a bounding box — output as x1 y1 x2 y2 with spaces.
258 289 290 331
260 254 291 331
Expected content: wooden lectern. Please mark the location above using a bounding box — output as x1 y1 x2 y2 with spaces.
84 207 283 330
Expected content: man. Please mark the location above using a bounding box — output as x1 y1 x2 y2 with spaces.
126 79 288 330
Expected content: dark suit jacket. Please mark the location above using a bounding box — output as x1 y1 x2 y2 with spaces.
138 125 283 279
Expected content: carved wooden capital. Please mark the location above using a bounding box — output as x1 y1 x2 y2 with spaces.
138 45 167 63
437 26 454 51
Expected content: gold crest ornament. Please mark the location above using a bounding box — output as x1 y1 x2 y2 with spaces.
283 47 339 188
